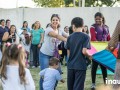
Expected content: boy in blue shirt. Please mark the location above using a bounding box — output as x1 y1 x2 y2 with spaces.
66 17 92 90
39 57 64 90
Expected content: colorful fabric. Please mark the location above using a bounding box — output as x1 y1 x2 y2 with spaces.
93 49 117 72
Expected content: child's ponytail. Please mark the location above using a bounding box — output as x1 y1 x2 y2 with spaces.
18 45 26 84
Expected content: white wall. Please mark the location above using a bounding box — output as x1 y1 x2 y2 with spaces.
0 7 120 35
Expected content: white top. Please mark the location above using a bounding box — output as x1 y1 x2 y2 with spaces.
40 27 67 56
20 34 30 52
2 65 35 90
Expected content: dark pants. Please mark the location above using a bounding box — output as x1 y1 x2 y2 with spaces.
31 44 40 67
91 60 107 84
67 69 86 90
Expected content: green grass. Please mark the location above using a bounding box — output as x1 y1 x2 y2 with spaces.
30 42 114 90
30 65 113 90
0 42 114 90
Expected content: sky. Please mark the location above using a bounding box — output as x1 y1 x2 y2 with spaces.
0 0 37 8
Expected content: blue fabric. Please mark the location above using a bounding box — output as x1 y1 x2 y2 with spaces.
93 50 117 72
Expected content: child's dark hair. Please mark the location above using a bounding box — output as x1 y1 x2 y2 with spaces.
71 17 84 28
49 57 59 66
0 43 26 84
69 26 73 34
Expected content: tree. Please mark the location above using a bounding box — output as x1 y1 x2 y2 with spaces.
33 0 120 7
33 0 65 7
65 0 120 7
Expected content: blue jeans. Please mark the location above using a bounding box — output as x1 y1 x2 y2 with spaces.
39 52 52 90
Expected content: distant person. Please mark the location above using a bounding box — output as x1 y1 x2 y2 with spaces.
66 17 92 90
7 25 16 43
21 21 30 32
31 21 44 68
0 43 35 90
107 20 120 89
82 25 89 35
59 26 69 65
5 19 11 30
0 19 9 50
90 12 109 89
39 14 68 90
20 29 31 67
39 57 65 90
90 12 110 41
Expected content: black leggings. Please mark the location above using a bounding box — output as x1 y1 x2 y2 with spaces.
91 60 107 84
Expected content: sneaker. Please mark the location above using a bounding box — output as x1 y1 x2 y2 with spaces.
32 66 35 68
91 84 96 89
38 66 40 68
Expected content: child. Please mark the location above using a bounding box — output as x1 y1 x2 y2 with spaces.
39 57 64 90
66 17 92 90
0 43 35 90
20 29 31 68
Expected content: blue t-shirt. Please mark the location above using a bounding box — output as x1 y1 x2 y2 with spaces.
31 28 44 45
40 68 62 90
0 26 9 42
66 32 91 70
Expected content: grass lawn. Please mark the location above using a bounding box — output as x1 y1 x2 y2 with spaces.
30 42 114 90
0 42 114 90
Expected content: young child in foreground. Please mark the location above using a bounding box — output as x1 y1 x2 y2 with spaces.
0 43 35 90
39 57 65 90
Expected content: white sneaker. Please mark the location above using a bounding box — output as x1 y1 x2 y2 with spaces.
32 66 35 68
91 84 96 89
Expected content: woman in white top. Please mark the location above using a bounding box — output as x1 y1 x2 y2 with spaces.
0 43 35 90
39 14 68 90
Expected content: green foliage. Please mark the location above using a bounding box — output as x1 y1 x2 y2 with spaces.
33 0 120 7
33 0 65 7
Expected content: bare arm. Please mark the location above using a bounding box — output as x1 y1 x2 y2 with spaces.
67 50 70 58
39 33 44 44
48 31 67 42
82 48 92 60
2 32 9 41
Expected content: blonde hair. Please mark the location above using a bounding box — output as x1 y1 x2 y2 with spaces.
0 43 26 84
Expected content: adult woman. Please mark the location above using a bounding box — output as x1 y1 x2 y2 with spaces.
7 25 16 43
39 14 68 90
90 12 110 41
0 19 9 51
107 20 120 89
31 21 44 68
5 19 11 30
90 12 109 89
21 21 30 32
